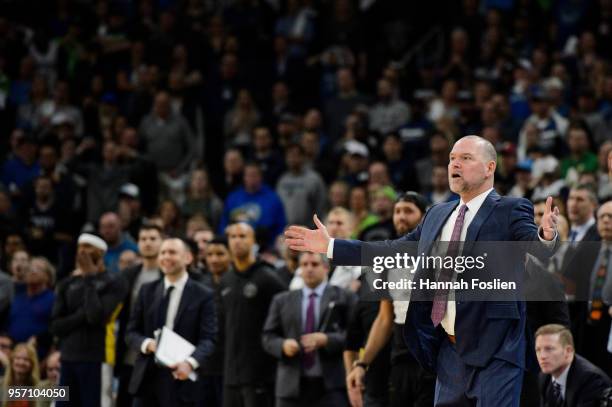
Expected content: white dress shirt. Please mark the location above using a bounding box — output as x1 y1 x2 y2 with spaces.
552 362 570 399
438 187 493 334
140 272 199 370
569 217 595 242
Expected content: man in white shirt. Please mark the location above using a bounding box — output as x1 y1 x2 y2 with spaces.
127 238 217 407
536 324 610 407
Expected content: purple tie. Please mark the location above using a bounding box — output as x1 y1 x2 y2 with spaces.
431 204 468 327
303 292 317 370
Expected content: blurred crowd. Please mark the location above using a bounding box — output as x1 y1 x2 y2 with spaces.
1 0 612 405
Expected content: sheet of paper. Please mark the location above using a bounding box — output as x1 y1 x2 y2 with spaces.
155 327 198 381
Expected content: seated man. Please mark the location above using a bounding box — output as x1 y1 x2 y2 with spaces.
535 324 611 407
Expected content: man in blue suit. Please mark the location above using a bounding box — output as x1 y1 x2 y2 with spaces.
285 136 560 406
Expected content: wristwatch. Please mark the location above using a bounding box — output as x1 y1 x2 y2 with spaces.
352 360 368 371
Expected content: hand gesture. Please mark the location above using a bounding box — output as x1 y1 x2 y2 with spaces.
540 196 559 241
282 339 300 358
285 215 330 253
300 332 327 353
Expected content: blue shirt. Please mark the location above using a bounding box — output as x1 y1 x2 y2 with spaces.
8 289 55 343
104 236 139 274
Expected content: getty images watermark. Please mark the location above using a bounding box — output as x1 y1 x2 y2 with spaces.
370 252 517 291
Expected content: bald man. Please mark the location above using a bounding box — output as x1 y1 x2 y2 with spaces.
286 136 559 406
220 223 285 407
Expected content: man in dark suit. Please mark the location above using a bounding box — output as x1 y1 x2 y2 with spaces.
126 238 217 407
285 136 560 406
262 252 356 407
536 324 611 407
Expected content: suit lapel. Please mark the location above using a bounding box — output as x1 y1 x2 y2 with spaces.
426 201 459 242
292 290 303 335
564 357 577 406
465 190 499 242
317 285 334 331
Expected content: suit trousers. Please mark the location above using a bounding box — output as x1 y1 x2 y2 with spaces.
390 355 435 407
133 367 197 407
435 337 523 407
276 377 348 407
223 383 274 407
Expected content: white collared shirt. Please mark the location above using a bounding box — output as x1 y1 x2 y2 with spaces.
440 187 494 334
162 271 189 330
553 362 571 399
570 217 595 242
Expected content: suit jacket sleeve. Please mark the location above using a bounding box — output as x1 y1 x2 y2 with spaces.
332 217 425 267
190 288 217 366
262 293 287 360
511 198 558 259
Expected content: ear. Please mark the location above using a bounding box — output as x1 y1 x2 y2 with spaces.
486 160 496 177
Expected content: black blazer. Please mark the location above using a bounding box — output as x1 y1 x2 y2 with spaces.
126 277 217 402
539 354 612 407
262 284 357 399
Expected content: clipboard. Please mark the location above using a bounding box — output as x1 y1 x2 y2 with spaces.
155 327 198 381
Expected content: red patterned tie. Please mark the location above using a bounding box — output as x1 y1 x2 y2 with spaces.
431 204 468 327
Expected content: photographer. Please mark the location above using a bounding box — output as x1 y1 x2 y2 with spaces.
50 233 127 406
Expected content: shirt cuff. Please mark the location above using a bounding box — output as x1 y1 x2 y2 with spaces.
327 238 335 259
141 338 154 354
538 227 557 246
186 357 199 370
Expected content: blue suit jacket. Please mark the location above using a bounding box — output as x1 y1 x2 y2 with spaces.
332 190 557 372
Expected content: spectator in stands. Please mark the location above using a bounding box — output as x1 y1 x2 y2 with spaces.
50 233 127 407
224 88 261 148
99 212 138 275
263 252 356 407
8 256 55 359
221 148 245 198
220 222 285 407
182 168 223 230
536 324 611 406
9 249 30 288
1 134 40 198
415 132 451 192
348 186 378 238
117 183 144 242
277 143 328 228
22 175 71 263
0 271 12 329
561 121 598 183
324 68 369 140
250 127 285 187
427 165 459 204
0 343 40 400
381 133 419 192
193 227 214 271
0 334 13 378
324 207 360 291
220 163 287 247
139 90 195 177
368 78 410 136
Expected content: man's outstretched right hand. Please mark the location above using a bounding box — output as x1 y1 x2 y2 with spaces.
284 214 330 254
